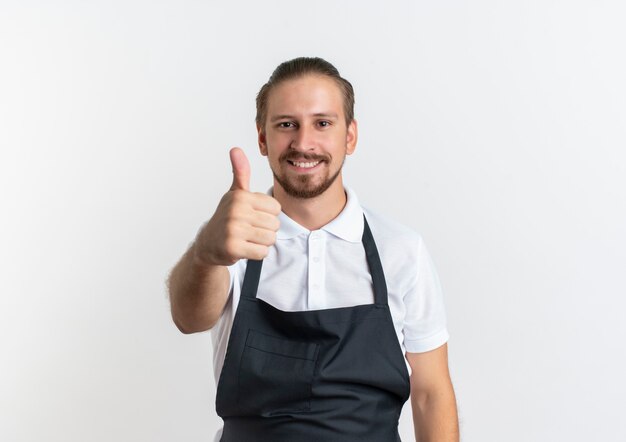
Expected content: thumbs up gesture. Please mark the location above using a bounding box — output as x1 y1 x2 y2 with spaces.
193 148 282 266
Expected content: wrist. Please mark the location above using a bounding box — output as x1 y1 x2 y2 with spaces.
190 242 217 269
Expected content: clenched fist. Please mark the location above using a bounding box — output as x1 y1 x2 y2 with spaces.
193 147 281 266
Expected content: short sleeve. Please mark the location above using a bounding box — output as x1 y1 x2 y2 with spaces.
226 262 236 297
402 235 449 353
214 261 238 324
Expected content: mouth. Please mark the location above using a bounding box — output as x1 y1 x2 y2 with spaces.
286 159 324 172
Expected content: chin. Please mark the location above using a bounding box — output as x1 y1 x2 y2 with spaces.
281 179 338 199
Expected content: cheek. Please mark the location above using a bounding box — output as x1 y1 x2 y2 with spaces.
268 148 286 165
266 132 288 149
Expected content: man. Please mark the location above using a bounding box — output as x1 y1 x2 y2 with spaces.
167 57 459 442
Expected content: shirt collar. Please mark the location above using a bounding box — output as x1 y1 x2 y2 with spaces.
267 186 364 243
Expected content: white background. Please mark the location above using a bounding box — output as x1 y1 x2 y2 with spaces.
1 1 625 441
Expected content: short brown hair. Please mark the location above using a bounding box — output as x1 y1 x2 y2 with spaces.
255 57 355 131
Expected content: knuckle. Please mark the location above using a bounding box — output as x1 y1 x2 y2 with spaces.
251 246 269 261
226 255 239 266
260 229 275 245
272 201 282 214
217 252 238 266
222 238 238 256
230 190 247 204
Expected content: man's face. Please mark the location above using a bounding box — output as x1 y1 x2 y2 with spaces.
258 74 357 199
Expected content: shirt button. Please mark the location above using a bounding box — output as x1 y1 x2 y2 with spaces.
312 283 319 289
312 257 320 263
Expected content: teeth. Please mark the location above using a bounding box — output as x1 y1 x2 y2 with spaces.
292 161 320 168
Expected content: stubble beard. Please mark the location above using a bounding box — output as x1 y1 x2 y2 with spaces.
272 156 345 199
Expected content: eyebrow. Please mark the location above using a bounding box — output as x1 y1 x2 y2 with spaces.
270 112 339 122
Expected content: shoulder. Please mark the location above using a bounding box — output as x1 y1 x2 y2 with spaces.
361 205 424 250
360 205 428 280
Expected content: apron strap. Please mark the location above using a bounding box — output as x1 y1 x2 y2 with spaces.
362 215 389 306
241 258 263 301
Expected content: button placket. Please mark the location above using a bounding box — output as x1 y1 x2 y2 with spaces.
307 231 326 310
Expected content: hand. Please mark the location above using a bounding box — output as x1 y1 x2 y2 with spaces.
193 147 281 266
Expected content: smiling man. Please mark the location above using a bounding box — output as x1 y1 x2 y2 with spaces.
167 57 459 442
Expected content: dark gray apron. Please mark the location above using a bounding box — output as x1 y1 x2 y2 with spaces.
216 215 411 441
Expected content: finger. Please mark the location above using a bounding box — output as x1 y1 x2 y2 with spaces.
248 211 281 232
229 147 250 191
244 226 278 247
250 193 282 215
239 242 270 261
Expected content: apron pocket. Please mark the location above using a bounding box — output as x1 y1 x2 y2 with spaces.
237 328 319 415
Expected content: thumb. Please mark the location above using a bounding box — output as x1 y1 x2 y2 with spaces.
229 147 250 191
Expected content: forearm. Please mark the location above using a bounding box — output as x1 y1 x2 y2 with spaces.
167 243 230 334
411 381 459 442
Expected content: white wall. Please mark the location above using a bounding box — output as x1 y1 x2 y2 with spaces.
1 1 625 441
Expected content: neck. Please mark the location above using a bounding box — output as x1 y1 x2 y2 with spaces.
272 176 347 231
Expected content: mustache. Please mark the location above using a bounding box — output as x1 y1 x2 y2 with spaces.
281 152 329 162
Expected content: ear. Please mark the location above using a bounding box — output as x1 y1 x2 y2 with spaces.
257 124 268 156
346 119 358 155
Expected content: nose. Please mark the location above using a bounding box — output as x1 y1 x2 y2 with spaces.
290 124 316 152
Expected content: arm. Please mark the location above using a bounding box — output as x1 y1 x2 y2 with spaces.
166 243 231 334
166 147 280 334
406 343 459 442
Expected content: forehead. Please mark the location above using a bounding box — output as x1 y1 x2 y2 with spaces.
266 74 344 118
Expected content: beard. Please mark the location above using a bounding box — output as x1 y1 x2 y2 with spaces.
271 151 345 199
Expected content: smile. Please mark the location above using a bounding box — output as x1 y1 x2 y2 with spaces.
287 160 323 171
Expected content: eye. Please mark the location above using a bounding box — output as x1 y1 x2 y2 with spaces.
318 120 331 128
278 121 295 128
